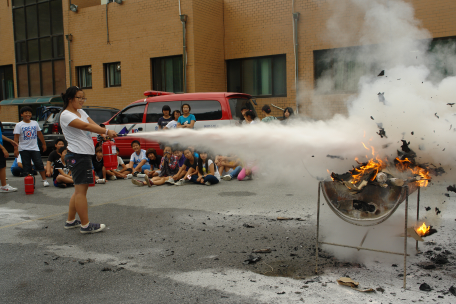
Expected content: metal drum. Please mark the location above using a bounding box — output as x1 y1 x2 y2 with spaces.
321 181 418 226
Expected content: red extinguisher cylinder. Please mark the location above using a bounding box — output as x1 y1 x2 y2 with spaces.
102 140 118 171
24 175 35 195
88 170 96 187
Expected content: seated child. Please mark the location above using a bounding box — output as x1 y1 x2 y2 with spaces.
174 147 198 186
127 140 150 176
237 159 258 181
11 154 37 177
46 139 65 177
189 151 220 186
107 150 128 180
220 155 243 181
53 147 74 187
144 148 162 178
132 145 178 187
92 146 106 183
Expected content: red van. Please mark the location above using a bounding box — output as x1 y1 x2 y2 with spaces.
104 91 257 157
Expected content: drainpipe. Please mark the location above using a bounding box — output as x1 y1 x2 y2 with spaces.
106 2 110 44
65 34 73 86
292 12 299 114
180 14 187 93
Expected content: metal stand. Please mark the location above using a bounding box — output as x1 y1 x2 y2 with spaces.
315 182 421 289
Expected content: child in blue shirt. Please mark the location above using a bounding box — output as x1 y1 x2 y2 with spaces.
177 103 196 129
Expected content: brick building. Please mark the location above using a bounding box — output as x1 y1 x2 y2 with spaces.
1 0 455 122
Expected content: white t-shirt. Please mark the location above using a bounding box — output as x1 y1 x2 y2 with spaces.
165 120 178 129
60 109 95 155
117 156 124 166
130 149 148 165
202 159 220 181
13 120 41 151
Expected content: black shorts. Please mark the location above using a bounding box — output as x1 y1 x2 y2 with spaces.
0 151 5 169
65 152 93 185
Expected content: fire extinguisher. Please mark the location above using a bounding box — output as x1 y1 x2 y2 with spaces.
89 170 95 187
102 138 118 171
24 174 35 195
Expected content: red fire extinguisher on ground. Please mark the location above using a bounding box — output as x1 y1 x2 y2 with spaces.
102 139 118 171
24 175 35 195
89 170 95 187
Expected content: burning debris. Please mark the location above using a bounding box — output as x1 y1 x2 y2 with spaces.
447 103 455 107
377 128 387 138
446 185 456 193
329 141 434 194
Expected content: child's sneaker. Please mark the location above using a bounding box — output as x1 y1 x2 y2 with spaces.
96 179 106 184
133 172 139 177
222 175 232 181
64 219 81 229
80 222 106 234
137 173 145 178
165 177 175 184
43 180 50 187
205 181 211 186
132 179 144 186
144 175 152 187
108 175 116 181
174 179 184 186
0 184 18 193
126 174 132 179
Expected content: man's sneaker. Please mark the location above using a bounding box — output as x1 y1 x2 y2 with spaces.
174 179 184 186
165 177 175 184
43 180 50 187
80 223 106 234
222 175 232 181
108 175 116 181
126 174 132 179
144 175 152 187
132 179 144 186
64 219 82 229
205 181 211 186
0 184 18 193
96 179 106 184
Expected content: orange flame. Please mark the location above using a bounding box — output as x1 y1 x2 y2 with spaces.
350 156 386 185
362 142 369 150
415 222 431 236
395 157 431 187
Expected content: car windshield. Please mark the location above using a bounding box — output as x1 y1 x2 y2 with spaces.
228 98 257 121
44 112 60 124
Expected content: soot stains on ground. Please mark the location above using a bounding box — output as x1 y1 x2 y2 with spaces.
218 191 257 197
17 205 336 281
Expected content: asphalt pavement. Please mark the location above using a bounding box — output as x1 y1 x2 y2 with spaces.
1 159 455 303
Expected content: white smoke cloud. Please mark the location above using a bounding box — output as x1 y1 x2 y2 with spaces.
133 0 456 261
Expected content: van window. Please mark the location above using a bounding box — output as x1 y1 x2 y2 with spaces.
87 109 116 124
146 101 181 123
111 105 145 124
185 100 222 121
228 98 256 121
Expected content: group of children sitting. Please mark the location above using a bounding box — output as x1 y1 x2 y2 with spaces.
126 140 257 187
40 138 257 189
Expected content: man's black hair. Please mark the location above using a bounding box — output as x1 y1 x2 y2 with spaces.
20 106 33 115
131 140 141 147
162 105 171 113
245 110 256 120
54 139 65 146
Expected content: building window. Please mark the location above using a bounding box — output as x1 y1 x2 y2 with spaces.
77 66 92 89
427 36 456 82
12 0 66 97
151 55 183 93
104 62 121 87
314 46 378 94
0 65 15 100
227 55 286 97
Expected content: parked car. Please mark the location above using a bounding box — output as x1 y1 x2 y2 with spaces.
42 106 119 154
36 106 62 129
1 122 16 153
104 91 257 157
